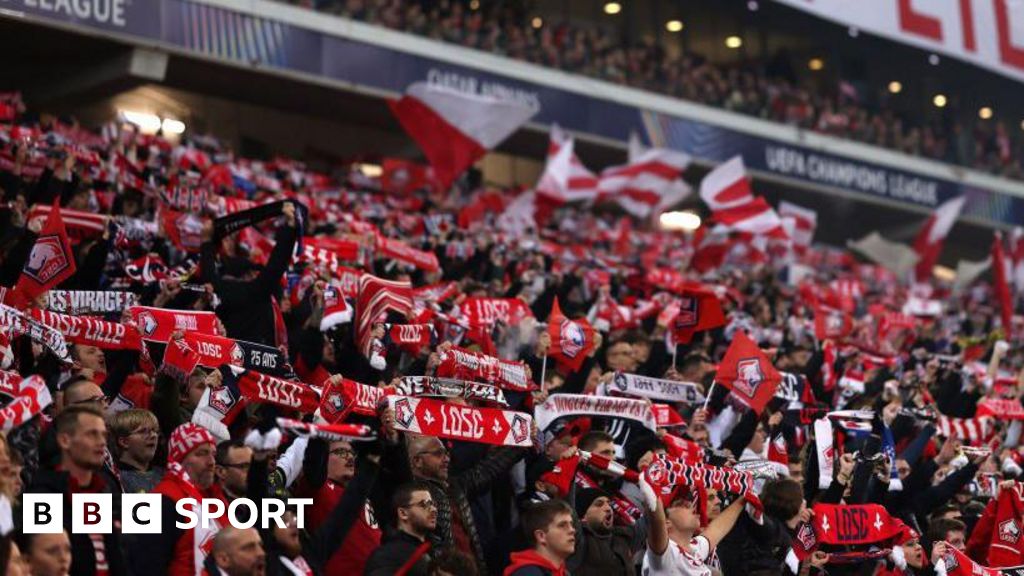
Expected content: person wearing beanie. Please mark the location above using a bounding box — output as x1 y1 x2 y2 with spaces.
566 487 643 576
129 422 222 576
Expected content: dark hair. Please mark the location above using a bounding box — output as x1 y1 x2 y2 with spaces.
926 518 966 544
427 548 478 576
521 499 573 547
760 478 804 521
54 405 105 436
215 438 247 466
391 481 433 524
929 504 960 522
578 431 614 453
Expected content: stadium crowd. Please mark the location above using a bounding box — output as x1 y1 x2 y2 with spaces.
0 90 1022 576
281 0 1024 182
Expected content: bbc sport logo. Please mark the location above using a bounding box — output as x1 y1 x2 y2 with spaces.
21 495 312 534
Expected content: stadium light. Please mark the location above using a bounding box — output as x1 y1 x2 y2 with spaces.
359 163 383 178
161 118 186 135
848 27 859 37
725 36 743 49
747 1 759 11
604 2 622 15
666 20 684 33
888 81 902 94
531 16 542 28
929 54 940 66
119 110 163 134
979 107 993 120
808 58 824 71
659 211 701 232
470 0 479 9
933 94 947 108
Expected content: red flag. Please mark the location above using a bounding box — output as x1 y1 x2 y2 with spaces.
814 305 853 341
671 287 726 345
389 81 537 190
11 199 76 307
715 331 782 414
993 233 1014 337
547 298 596 373
381 157 434 195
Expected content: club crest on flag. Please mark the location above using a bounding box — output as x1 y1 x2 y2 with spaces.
394 397 415 428
229 343 245 367
511 414 530 444
323 390 346 418
559 319 586 359
796 522 816 550
646 459 668 485
23 236 70 284
942 551 959 572
826 311 844 334
136 310 158 337
734 357 765 397
675 297 698 328
1000 519 1021 543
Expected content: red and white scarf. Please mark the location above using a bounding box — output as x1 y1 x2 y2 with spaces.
394 376 508 407
275 418 376 441
183 332 293 379
0 304 70 362
436 346 533 392
387 396 533 447
127 306 219 342
534 393 656 433
0 375 52 432
225 366 320 414
383 323 435 355
30 309 143 351
317 377 385 423
42 290 139 315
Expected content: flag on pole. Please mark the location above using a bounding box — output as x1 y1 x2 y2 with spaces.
715 331 782 414
10 199 77 308
912 196 965 282
547 297 597 373
536 124 599 204
389 81 538 190
597 141 691 218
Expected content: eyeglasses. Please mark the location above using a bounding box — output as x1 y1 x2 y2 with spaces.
402 499 436 510
330 448 355 459
218 461 251 470
417 448 448 458
130 428 159 437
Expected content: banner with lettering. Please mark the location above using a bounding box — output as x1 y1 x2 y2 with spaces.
221 365 320 414
601 372 705 404
436 346 533 392
387 395 533 447
30 310 144 352
183 332 294 379
127 306 219 343
774 0 1024 86
811 503 903 546
42 290 139 315
458 297 535 328
318 377 385 423
535 393 657 432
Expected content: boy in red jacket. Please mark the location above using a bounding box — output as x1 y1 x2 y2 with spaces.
505 499 576 576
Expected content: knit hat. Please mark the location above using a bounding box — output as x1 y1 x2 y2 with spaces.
319 286 352 331
575 487 609 520
168 422 216 464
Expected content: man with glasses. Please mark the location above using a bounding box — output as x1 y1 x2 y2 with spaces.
292 438 382 575
405 433 526 573
365 481 438 576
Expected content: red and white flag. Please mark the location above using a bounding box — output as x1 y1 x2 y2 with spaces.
536 124 599 204
10 199 77 308
912 196 965 282
715 331 782 415
547 298 596 373
597 138 691 218
388 81 537 190
26 204 107 242
1009 227 1024 293
699 157 786 238
778 201 817 254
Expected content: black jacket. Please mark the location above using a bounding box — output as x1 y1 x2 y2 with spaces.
363 529 431 576
26 469 127 576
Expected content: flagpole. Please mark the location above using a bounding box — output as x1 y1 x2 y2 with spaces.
672 342 678 371
540 352 549 394
702 382 715 412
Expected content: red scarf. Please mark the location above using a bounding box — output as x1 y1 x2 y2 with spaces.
968 484 1024 567
811 504 903 546
30 309 143 351
436 346 533 392
127 306 219 342
387 396 533 447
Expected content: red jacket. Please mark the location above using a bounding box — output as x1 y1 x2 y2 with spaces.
504 550 568 576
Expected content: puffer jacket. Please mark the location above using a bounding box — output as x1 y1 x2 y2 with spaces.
420 446 526 575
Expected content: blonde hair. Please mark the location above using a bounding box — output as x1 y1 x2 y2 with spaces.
107 409 158 446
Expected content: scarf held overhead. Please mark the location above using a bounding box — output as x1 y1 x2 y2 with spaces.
388 395 533 447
